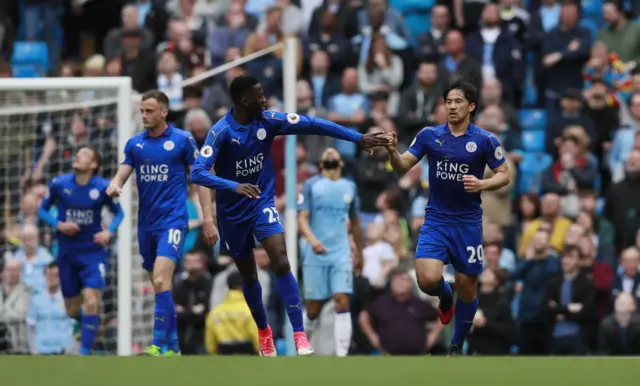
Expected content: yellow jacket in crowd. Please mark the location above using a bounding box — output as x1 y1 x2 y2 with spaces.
518 217 572 257
205 290 260 355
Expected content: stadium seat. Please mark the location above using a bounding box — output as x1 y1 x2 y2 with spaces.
582 0 603 19
521 130 546 153
517 109 547 131
390 0 434 13
518 152 553 194
11 41 49 77
580 19 599 41
12 64 42 78
405 15 430 45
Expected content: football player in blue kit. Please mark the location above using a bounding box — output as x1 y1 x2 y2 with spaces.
385 80 510 356
298 147 364 357
190 75 388 356
107 90 217 356
38 146 125 355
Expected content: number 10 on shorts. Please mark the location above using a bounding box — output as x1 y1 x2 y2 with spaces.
467 244 484 264
168 228 182 245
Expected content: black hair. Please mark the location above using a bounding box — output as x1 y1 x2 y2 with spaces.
228 75 260 105
141 89 170 107
226 271 243 290
443 79 478 106
46 261 59 270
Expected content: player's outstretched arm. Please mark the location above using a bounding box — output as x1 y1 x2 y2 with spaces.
386 132 421 174
267 111 389 150
107 164 134 197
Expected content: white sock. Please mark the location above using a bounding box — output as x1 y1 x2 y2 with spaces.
334 312 352 357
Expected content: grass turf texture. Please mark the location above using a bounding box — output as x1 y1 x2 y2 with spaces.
0 356 636 386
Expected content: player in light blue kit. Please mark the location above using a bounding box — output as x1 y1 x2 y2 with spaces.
107 90 216 356
38 146 125 355
386 80 510 356
190 75 387 356
298 147 364 357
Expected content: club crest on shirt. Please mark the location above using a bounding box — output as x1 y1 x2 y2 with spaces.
343 194 352 203
257 128 267 140
201 145 213 158
89 188 100 200
287 113 300 124
466 141 477 153
495 146 504 160
164 140 175 151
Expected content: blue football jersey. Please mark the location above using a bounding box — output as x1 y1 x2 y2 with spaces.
39 174 123 251
298 175 359 263
191 110 362 223
408 123 505 225
122 125 199 230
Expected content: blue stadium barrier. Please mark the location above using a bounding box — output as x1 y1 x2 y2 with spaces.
518 152 553 194
11 42 49 77
521 130 546 153
518 109 547 131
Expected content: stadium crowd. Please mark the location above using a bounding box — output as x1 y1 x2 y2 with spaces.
1 0 640 356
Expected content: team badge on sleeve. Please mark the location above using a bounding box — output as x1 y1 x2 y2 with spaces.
201 145 213 158
287 113 300 124
495 146 504 160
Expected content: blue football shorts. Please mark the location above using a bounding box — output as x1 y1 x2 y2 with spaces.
415 222 484 276
138 228 188 272
58 248 108 298
218 205 284 259
301 245 353 300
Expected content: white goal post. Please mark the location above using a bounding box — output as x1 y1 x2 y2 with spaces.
0 77 134 356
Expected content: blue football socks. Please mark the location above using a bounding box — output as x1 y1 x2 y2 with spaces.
276 272 304 332
152 290 173 347
79 314 99 355
451 297 478 346
242 280 269 329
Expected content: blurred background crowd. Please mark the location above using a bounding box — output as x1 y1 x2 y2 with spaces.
1 0 640 356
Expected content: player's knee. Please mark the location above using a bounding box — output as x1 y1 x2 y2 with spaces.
333 294 350 313
455 274 478 301
151 273 171 292
416 273 440 294
65 302 81 319
270 255 291 277
83 295 100 314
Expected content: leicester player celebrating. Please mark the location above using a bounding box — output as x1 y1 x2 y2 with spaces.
190 75 387 356
386 80 510 356
107 90 216 356
38 146 125 355
298 147 364 357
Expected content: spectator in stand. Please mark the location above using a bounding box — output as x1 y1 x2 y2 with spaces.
510 226 560 355
0 11 14 61
584 80 621 166
397 61 443 135
519 193 572 257
466 3 524 105
541 1 591 119
498 0 529 47
358 35 403 116
547 245 595 356
307 0 359 40
599 292 640 355
272 0 303 36
468 267 515 355
103 4 154 60
358 269 443 355
542 127 598 218
483 223 517 273
476 104 523 162
183 108 211 150
415 5 450 63
13 224 53 295
0 259 31 354
120 27 157 93
528 0 562 107
157 50 184 112
215 0 259 31
133 0 169 45
203 65 246 120
245 7 303 73
174 251 212 355
27 262 73 355
327 67 368 172
305 50 341 109
294 79 332 162
610 94 640 183
577 192 616 265
598 0 640 65
481 140 517 222
208 2 253 68
453 0 491 35
355 0 411 59
166 0 228 23
244 33 283 99
305 11 352 75
205 271 259 355
611 247 640 306
478 77 521 132
169 0 209 47
583 41 633 103
546 90 596 156
603 149 640 253
439 30 482 92
361 223 397 292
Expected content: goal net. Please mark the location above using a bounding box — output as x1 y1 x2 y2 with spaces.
0 78 140 355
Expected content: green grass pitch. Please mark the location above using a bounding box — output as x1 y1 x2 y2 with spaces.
0 356 636 386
